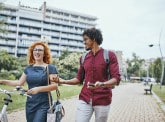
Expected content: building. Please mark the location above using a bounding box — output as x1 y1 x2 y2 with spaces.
0 2 97 57
115 51 124 79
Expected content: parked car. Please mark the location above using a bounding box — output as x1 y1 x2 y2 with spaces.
142 77 156 85
148 77 156 85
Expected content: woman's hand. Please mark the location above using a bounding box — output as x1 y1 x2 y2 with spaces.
0 80 3 84
27 87 40 94
0 80 5 84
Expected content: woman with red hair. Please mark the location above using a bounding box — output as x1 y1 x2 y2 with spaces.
0 41 58 122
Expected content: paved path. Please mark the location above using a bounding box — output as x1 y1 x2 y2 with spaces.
7 83 165 122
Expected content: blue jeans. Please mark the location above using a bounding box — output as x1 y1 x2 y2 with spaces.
75 100 110 122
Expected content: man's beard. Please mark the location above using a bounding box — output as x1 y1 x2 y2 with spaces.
85 47 92 51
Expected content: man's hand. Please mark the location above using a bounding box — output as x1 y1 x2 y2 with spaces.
49 74 59 83
87 81 103 89
58 77 65 84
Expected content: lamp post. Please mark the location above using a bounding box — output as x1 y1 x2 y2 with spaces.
149 29 164 89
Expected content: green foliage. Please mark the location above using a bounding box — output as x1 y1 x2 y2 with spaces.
148 58 165 85
8 74 16 80
0 51 27 79
0 70 16 80
15 56 27 79
126 53 144 78
153 58 162 83
0 50 18 71
148 62 154 77
59 49 71 60
52 51 82 79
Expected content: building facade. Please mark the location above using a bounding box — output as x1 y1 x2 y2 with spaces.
0 2 97 57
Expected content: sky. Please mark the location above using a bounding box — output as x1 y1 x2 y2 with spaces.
2 0 165 59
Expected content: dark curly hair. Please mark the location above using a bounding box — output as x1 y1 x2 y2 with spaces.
82 28 103 45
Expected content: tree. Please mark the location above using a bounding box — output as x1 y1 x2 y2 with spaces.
148 62 154 77
126 53 144 78
15 56 27 79
0 50 21 80
53 51 81 79
0 50 18 71
59 49 71 60
153 58 162 83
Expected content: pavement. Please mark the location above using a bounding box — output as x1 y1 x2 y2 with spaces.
7 83 165 122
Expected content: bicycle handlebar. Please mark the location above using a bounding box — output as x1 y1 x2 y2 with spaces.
0 89 13 94
0 86 32 98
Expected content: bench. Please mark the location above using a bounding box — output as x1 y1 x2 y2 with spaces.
144 84 153 94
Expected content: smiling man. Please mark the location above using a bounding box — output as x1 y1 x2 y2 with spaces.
53 28 121 122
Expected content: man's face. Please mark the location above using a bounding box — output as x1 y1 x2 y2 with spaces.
83 35 94 51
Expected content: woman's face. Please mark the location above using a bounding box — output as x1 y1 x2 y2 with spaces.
33 45 45 61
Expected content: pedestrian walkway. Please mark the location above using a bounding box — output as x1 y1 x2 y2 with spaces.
8 83 165 122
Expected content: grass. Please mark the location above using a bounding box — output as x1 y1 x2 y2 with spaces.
0 85 27 112
0 84 82 112
57 85 82 99
152 85 165 103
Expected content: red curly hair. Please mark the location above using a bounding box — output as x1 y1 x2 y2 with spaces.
27 41 52 65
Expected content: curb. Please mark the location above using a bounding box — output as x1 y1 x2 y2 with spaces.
152 90 165 113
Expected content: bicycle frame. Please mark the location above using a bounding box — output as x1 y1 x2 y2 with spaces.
0 87 31 122
0 105 8 122
0 90 12 122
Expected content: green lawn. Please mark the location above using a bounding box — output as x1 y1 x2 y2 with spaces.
152 85 165 103
0 85 27 112
57 85 82 99
0 84 82 112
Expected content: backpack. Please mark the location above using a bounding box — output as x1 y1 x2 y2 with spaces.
80 49 110 84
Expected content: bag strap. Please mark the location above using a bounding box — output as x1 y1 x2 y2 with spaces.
80 51 90 84
103 49 110 80
56 87 60 100
46 66 61 104
46 66 52 110
81 49 111 83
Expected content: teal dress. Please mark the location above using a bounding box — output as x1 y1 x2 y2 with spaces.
24 64 57 122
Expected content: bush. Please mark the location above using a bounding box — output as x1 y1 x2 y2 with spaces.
0 70 16 80
8 74 16 80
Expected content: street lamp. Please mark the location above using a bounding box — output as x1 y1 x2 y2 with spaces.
149 30 164 89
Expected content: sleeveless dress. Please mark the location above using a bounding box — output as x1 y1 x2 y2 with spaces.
24 64 57 122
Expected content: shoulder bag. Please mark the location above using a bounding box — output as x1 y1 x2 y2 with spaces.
46 66 65 122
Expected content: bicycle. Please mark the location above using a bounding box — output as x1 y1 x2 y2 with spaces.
0 86 32 122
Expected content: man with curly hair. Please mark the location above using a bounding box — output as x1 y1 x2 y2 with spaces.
53 28 121 122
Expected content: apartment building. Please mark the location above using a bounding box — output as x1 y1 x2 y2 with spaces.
0 2 97 57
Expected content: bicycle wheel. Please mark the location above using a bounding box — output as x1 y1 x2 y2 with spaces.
0 113 8 122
